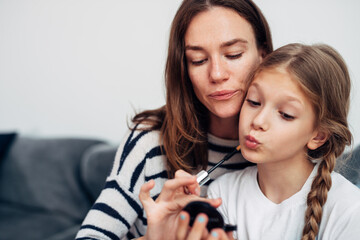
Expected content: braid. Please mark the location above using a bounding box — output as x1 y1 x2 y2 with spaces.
301 153 336 240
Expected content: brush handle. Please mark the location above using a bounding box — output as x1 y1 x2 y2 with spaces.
207 146 241 174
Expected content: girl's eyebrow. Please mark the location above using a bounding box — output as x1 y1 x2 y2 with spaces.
185 38 248 51
250 82 303 106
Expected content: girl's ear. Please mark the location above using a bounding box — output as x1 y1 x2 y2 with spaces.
307 130 329 150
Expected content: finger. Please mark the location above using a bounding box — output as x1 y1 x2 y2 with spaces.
186 213 208 240
176 211 190 240
175 170 200 196
208 229 230 240
177 197 222 210
174 169 193 178
207 197 222 208
139 179 155 209
159 177 197 201
208 230 220 240
226 230 235 240
184 182 201 196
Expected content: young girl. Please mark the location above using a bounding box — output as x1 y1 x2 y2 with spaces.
139 43 360 240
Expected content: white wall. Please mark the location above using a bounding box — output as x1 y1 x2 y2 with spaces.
0 0 359 147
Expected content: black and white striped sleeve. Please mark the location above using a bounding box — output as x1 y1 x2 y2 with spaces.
76 126 168 240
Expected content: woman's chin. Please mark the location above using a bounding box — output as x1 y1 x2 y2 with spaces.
210 109 240 120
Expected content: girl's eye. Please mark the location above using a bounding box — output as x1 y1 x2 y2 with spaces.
246 99 260 107
226 53 243 59
280 111 295 120
191 59 207 66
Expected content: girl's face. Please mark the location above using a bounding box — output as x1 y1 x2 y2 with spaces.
185 7 263 122
239 68 319 165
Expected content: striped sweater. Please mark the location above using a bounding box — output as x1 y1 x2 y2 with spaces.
76 125 253 240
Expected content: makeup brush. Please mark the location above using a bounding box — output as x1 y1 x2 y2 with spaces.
196 145 241 186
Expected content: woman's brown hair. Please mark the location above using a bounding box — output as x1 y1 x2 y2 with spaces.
132 0 273 177
254 43 352 240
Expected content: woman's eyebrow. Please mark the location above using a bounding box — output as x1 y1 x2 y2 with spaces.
185 38 248 51
221 38 248 48
185 45 204 51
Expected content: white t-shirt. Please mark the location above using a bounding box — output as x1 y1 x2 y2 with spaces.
208 163 360 240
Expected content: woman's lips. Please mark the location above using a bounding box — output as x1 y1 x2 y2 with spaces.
245 135 259 149
208 90 238 100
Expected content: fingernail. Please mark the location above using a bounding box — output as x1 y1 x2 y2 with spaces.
211 231 218 237
180 214 186 220
197 216 205 223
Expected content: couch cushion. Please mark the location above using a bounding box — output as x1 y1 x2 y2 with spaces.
0 132 17 161
0 136 106 240
335 144 360 188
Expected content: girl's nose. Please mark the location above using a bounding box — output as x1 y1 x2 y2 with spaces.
252 109 269 131
209 57 229 83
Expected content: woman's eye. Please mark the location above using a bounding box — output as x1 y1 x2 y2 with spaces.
246 99 260 107
191 59 207 66
226 53 243 59
280 111 295 120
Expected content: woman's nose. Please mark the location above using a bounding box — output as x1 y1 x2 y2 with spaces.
209 57 229 83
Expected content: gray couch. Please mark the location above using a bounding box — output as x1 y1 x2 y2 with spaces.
0 134 359 240
0 134 117 240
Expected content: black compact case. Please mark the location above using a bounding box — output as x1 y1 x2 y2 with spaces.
182 201 237 232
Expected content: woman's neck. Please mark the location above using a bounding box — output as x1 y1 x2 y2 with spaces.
208 114 239 140
257 159 315 204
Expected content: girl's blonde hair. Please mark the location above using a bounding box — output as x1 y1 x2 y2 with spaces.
254 43 352 240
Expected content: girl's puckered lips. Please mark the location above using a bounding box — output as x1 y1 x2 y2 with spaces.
208 90 239 100
245 135 259 149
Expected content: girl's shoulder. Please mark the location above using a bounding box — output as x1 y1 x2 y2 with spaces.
327 171 360 208
208 166 257 195
331 171 360 195
318 172 360 238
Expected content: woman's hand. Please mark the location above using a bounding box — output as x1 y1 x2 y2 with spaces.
176 211 235 240
139 170 221 240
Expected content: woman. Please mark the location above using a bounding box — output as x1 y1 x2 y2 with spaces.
76 0 272 239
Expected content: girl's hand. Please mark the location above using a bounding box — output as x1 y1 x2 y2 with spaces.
176 211 235 240
139 170 221 240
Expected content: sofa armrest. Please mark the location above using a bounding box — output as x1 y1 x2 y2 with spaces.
80 143 117 201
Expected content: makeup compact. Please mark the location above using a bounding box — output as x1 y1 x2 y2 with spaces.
182 201 237 232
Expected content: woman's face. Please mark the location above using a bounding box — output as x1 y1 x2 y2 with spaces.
185 7 263 122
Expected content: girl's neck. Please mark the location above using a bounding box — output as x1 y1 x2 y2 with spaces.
257 159 315 204
209 114 239 140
